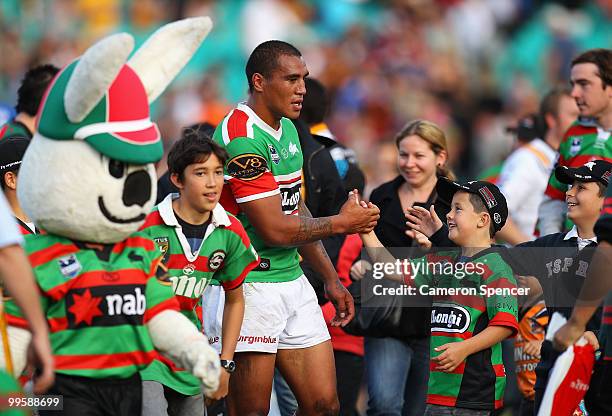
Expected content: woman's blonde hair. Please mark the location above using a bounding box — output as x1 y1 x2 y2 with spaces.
394 119 455 180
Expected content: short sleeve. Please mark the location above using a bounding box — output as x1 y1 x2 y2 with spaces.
483 264 519 335
223 137 280 203
215 220 259 290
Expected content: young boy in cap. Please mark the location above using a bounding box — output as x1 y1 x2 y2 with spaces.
0 135 36 234
361 180 519 415
405 161 612 414
139 131 259 415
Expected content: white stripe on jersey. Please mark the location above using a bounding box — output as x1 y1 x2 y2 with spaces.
221 109 234 145
235 188 280 203
274 171 302 182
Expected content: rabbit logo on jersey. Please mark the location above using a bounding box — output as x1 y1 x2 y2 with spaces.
430 304 471 333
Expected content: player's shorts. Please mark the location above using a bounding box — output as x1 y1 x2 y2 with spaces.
203 275 330 353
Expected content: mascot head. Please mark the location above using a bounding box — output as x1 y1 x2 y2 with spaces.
18 18 212 243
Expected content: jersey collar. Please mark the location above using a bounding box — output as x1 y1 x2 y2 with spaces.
237 102 283 141
563 226 598 244
157 193 232 228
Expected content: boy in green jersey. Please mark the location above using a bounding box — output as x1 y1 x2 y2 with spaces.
140 131 258 415
361 180 519 415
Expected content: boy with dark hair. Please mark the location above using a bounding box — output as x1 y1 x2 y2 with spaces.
362 180 519 415
0 136 36 234
139 132 258 415
0 65 59 140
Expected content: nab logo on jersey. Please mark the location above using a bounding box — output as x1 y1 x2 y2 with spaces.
106 287 146 316
430 304 470 333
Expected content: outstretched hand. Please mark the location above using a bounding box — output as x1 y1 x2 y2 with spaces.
405 205 443 239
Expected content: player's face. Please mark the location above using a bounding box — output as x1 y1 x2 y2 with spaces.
262 54 308 120
553 95 579 139
176 154 225 214
570 63 612 119
566 180 604 224
446 192 484 246
397 135 445 188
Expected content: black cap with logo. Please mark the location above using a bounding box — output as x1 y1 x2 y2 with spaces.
436 177 509 232
555 159 612 187
0 135 30 175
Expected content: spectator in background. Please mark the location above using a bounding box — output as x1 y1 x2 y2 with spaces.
496 87 578 244
0 64 58 140
357 120 453 416
538 48 612 235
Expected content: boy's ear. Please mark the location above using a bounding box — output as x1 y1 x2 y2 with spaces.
3 171 17 191
477 211 490 230
169 172 184 190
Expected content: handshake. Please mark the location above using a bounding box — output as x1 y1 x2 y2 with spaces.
336 190 380 235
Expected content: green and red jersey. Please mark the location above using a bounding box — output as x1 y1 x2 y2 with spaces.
138 194 259 395
407 249 519 410
4 232 179 379
214 103 304 283
0 120 31 140
545 120 612 201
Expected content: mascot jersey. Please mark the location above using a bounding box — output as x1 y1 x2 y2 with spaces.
214 103 303 283
5 233 179 379
139 194 258 395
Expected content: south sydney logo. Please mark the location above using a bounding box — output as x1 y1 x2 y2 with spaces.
430 304 470 333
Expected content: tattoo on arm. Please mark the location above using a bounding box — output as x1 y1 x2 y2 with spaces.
291 201 333 244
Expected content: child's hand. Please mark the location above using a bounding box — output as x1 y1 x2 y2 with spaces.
413 231 432 250
405 205 443 238
350 260 372 281
433 342 469 372
523 340 543 358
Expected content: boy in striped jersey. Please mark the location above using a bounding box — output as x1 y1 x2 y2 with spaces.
362 179 519 415
140 131 258 415
209 40 380 416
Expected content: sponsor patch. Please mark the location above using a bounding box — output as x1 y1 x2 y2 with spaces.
569 137 581 156
227 153 268 181
430 304 470 333
493 212 502 224
58 254 82 279
208 250 226 271
478 186 497 209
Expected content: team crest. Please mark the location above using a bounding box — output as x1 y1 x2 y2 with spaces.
208 250 226 271
288 142 299 156
569 137 582 156
269 145 280 165
153 237 169 255
58 254 82 279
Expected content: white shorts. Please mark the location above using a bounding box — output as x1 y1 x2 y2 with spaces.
202 275 330 353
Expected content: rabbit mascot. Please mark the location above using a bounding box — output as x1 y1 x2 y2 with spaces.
3 17 221 415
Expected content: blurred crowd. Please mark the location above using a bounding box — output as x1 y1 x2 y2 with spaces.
0 0 610 194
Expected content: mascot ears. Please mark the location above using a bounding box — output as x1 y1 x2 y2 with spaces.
37 17 213 164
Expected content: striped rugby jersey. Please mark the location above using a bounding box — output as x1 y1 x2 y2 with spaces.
545 120 612 201
214 103 304 283
407 249 519 410
139 195 259 395
4 233 180 379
